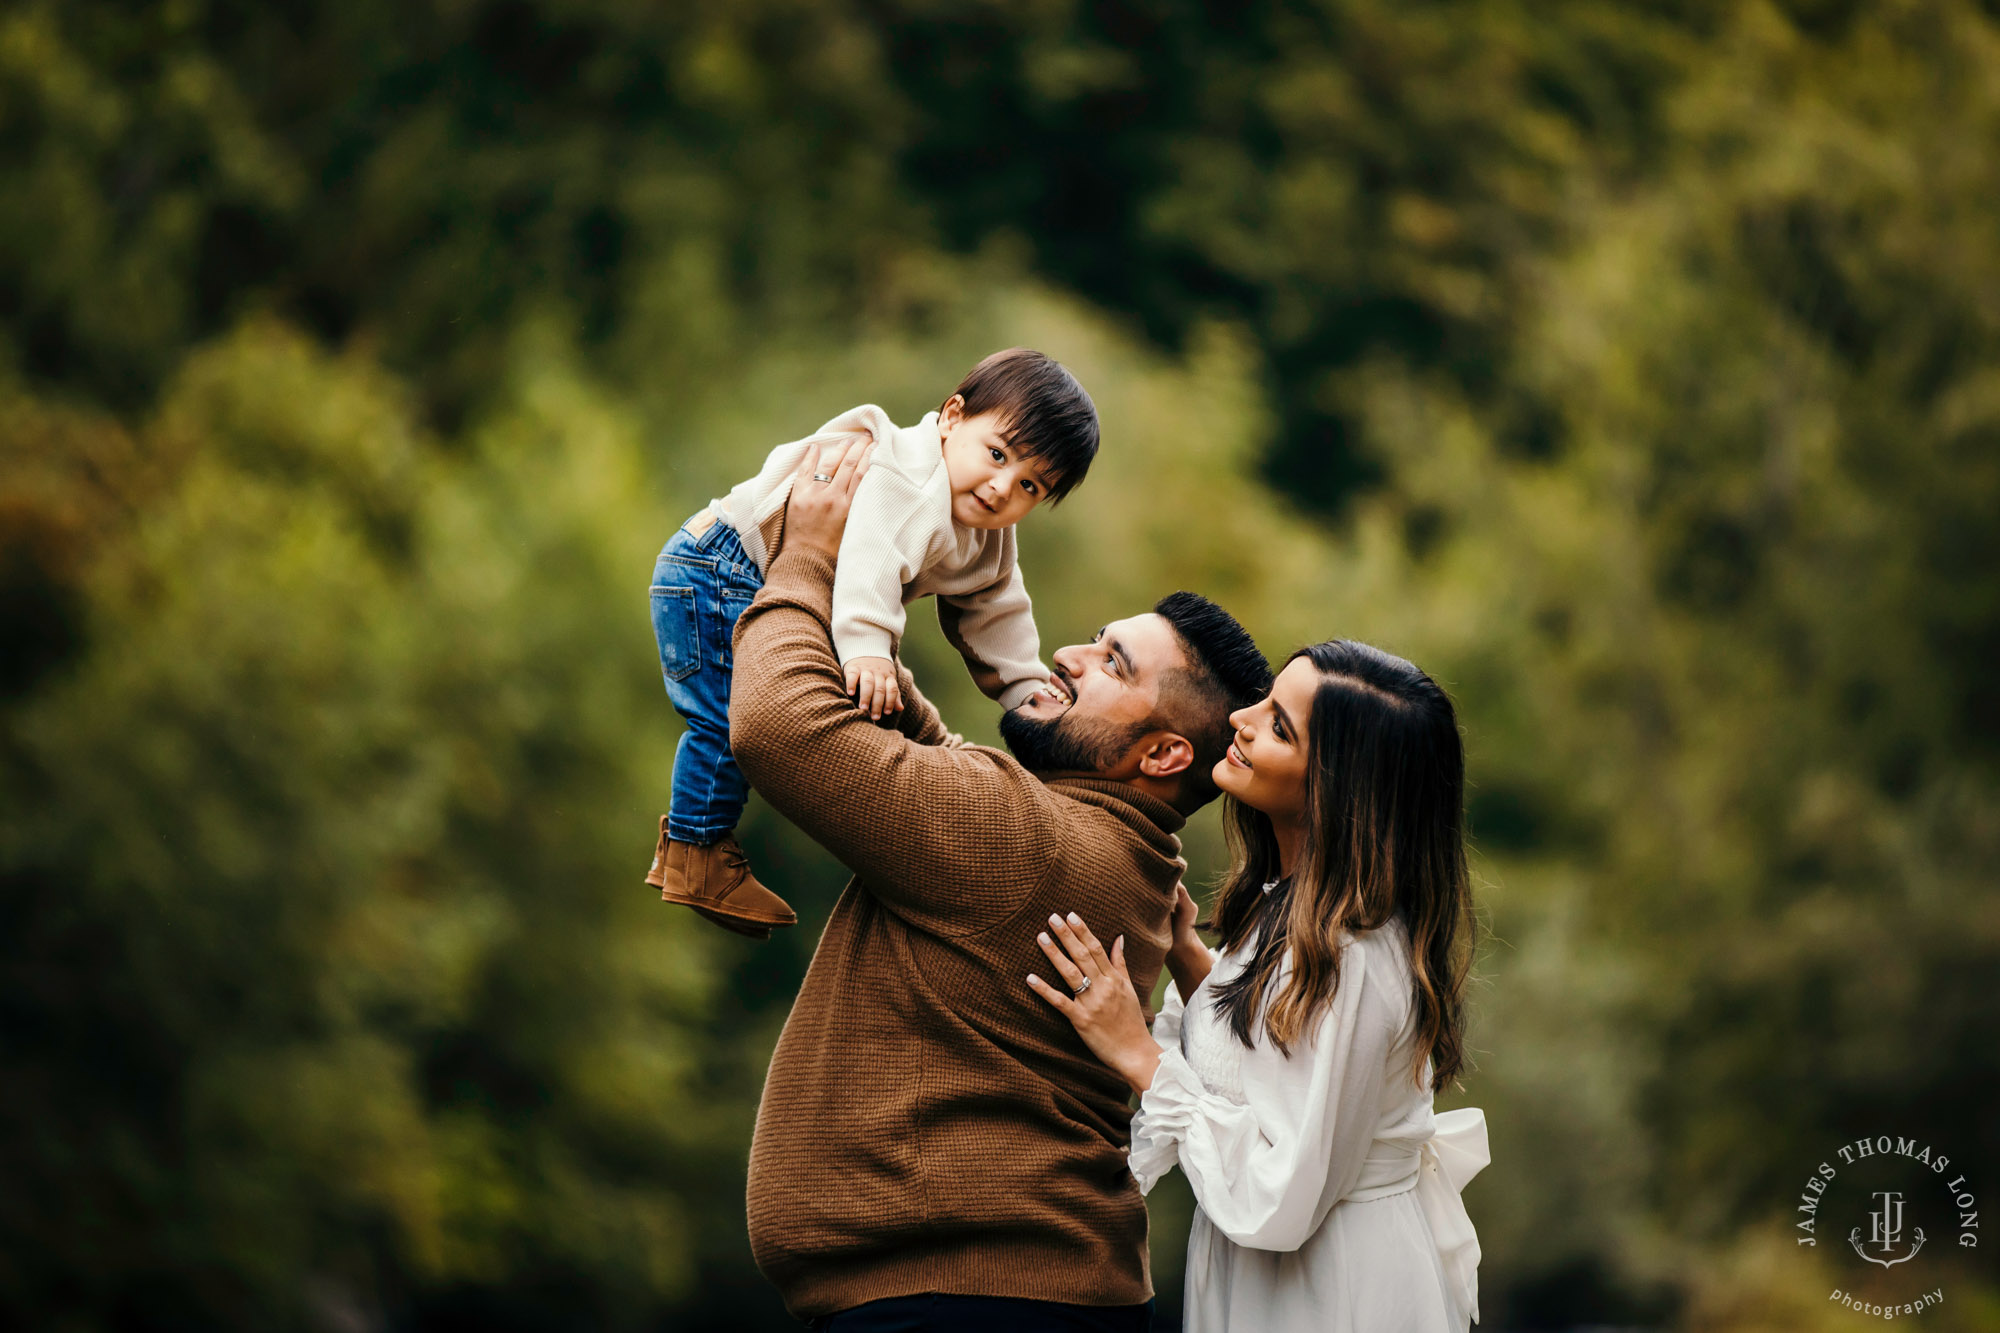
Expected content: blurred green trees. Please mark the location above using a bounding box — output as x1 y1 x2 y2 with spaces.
3 1 1997 1329
1 322 727 1327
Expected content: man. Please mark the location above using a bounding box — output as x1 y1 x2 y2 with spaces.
729 439 1271 1331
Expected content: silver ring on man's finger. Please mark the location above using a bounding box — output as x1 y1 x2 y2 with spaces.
1071 976 1092 997
812 473 834 483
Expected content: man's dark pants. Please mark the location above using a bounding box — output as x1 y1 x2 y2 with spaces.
813 1293 1154 1332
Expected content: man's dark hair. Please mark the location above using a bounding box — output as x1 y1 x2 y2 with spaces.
948 348 1099 502
1151 591 1273 814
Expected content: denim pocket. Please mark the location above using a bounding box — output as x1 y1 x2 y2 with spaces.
651 584 700 682
716 591 754 670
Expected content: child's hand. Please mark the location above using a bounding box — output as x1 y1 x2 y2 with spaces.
844 656 903 720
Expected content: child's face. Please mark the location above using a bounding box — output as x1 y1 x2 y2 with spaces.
939 395 1059 530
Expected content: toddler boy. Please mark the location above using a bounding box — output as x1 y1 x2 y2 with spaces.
645 348 1099 937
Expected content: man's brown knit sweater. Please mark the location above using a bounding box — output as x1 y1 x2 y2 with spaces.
729 543 1186 1320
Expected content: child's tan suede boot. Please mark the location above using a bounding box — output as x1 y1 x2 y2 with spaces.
645 817 797 940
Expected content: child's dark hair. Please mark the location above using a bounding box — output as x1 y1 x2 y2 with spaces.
947 349 1099 502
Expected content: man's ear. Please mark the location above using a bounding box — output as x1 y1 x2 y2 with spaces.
1135 732 1194 781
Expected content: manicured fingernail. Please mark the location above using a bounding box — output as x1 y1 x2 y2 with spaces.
1049 914 1062 926
1038 932 1050 944
1067 913 1082 924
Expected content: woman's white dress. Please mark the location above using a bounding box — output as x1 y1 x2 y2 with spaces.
1128 908 1489 1332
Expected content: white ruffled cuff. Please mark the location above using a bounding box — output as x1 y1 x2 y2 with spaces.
1127 1043 1207 1194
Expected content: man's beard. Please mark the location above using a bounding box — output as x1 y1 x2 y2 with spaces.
999 705 1148 775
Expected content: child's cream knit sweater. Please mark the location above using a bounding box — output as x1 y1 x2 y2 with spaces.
713 404 1049 708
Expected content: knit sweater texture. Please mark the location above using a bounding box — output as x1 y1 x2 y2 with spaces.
715 404 1048 709
730 541 1187 1319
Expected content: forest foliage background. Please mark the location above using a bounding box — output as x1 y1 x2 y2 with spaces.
3 1 1997 1329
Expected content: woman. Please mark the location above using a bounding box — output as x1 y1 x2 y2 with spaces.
1027 640 1489 1331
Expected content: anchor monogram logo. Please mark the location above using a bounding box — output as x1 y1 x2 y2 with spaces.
1850 1190 1926 1268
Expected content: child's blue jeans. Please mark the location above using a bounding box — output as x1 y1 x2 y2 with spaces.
651 511 764 844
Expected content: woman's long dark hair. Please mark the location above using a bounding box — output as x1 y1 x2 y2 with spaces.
1208 640 1476 1092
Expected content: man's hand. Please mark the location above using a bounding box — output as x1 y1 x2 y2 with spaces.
844 656 904 720
783 434 874 559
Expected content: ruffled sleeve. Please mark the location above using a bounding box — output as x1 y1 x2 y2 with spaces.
1127 932 1409 1252
1128 985 1187 1191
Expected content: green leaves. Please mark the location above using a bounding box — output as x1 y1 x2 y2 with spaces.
0 324 721 1328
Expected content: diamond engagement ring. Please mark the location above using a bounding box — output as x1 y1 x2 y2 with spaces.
1071 977 1093 997
811 472 835 483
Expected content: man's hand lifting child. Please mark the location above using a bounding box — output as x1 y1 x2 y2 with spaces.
780 436 904 722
